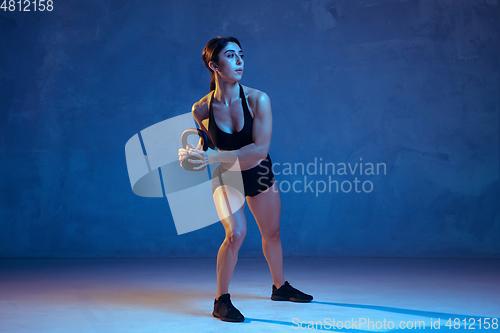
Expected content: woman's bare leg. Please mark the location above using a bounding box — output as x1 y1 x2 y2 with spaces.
213 186 247 298
246 182 285 289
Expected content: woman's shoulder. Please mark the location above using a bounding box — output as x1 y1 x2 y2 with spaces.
191 91 213 120
241 85 271 113
241 85 268 100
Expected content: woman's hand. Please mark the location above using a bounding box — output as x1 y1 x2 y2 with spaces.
178 143 193 163
178 144 209 170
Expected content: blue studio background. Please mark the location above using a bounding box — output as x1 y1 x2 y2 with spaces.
1 0 499 258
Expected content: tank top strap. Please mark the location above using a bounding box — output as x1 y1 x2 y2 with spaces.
239 84 253 120
208 90 215 119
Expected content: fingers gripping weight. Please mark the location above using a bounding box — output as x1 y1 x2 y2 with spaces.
180 129 209 171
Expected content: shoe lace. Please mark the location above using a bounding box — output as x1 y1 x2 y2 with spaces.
220 298 232 310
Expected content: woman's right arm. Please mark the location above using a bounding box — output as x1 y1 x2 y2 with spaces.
191 103 216 150
178 102 217 169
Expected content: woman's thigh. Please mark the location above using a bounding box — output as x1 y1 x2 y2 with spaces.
246 182 281 237
213 185 247 237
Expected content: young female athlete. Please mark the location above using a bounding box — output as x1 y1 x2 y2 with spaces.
178 36 312 322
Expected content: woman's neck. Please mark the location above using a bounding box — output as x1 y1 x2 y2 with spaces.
214 81 240 106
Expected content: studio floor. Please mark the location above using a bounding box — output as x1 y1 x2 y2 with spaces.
0 257 498 333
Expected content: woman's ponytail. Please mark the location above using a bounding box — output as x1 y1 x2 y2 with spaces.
210 71 216 91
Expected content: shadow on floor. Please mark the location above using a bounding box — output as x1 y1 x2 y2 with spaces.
244 301 491 332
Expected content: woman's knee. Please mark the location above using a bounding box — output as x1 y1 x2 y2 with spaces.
226 229 246 247
263 228 280 243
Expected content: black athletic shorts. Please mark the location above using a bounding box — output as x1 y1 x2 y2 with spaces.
212 154 275 197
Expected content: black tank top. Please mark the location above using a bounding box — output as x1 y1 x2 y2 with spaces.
208 84 254 151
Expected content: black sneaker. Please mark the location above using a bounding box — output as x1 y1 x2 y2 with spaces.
212 293 245 322
271 281 313 302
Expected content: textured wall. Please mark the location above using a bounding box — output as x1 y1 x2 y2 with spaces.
1 0 499 258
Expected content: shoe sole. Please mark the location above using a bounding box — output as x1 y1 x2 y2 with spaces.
212 311 245 322
271 295 313 302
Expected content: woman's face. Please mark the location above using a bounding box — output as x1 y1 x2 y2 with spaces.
212 42 244 82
